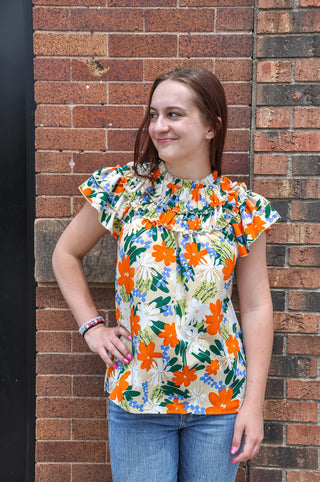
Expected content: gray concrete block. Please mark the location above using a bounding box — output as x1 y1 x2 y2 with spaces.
34 219 117 283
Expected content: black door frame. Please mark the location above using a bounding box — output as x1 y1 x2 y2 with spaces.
0 1 35 480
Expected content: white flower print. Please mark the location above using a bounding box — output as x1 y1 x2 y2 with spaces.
148 359 173 388
132 251 156 281
185 298 211 324
144 398 162 413
137 302 161 330
188 385 207 406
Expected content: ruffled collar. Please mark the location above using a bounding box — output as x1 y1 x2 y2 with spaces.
156 161 219 190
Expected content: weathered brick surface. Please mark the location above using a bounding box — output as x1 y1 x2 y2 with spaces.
33 1 319 480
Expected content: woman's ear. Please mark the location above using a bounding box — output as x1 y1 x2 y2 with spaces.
205 117 222 140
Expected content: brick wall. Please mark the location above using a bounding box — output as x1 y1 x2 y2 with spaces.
33 0 319 480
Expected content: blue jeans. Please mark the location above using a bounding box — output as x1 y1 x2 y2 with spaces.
108 400 240 482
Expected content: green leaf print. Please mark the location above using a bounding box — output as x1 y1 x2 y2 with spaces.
138 328 153 346
194 280 218 304
193 350 212 365
120 286 131 303
150 385 165 401
176 299 187 317
124 388 141 400
265 203 271 219
221 324 230 342
153 296 171 308
136 276 152 293
127 246 146 264
210 339 223 356
162 383 189 398
225 369 234 386
211 238 233 265
230 378 245 398
119 398 131 411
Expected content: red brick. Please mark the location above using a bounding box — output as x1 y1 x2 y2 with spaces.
267 224 320 245
144 9 215 32
72 58 143 81
256 60 291 83
254 131 320 152
273 313 319 334
109 34 177 57
287 471 320 482
299 0 320 5
35 105 71 127
71 464 112 482
290 247 320 267
253 178 320 199
36 375 72 397
36 441 105 463
37 331 72 353
228 107 251 128
144 59 213 81
295 59 320 81
37 309 76 331
35 128 106 151
256 107 290 128
254 154 288 175
36 286 115 310
72 332 91 353
36 397 106 419
35 151 72 173
287 380 320 400
219 154 249 175
37 353 105 376
34 58 71 81
224 83 252 105
73 152 129 173
35 464 71 482
70 8 143 31
108 129 137 151
72 419 107 440
294 107 320 128
289 290 320 312
291 201 320 221
35 81 106 105
287 425 320 446
36 196 71 218
216 7 253 31
268 267 319 289
287 335 320 355
33 6 70 31
72 375 105 397
258 0 294 7
257 10 320 34
225 129 250 152
73 106 143 128
36 173 88 196
264 400 318 422
179 34 252 58
109 0 175 5
215 59 252 81
33 0 105 4
33 32 107 56
109 82 150 105
37 419 71 440
180 0 254 5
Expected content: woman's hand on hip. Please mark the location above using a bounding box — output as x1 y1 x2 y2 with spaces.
84 324 132 368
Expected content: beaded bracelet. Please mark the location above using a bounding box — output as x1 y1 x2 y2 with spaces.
79 316 105 336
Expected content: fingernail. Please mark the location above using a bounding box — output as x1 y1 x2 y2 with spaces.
127 353 132 360
231 461 237 464
123 358 129 364
231 446 237 455
128 335 132 341
113 364 118 369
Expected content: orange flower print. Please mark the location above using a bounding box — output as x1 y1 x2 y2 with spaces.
205 388 239 414
130 307 140 336
116 308 121 322
142 219 156 230
222 255 236 280
209 191 223 208
184 242 208 267
167 183 180 194
238 244 248 256
172 366 197 387
152 240 176 266
152 168 161 181
191 183 204 202
80 187 93 203
159 210 176 228
245 216 266 238
206 359 220 376
226 335 240 358
118 255 135 293
158 323 179 348
232 222 245 237
188 218 201 231
220 176 232 192
205 300 223 335
109 371 130 402
137 342 162 371
114 176 127 193
166 398 187 414
245 201 257 215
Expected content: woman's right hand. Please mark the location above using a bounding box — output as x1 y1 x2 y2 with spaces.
84 324 133 368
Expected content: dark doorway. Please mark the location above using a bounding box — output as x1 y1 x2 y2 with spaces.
0 1 35 480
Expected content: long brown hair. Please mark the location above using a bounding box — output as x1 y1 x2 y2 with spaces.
134 67 228 180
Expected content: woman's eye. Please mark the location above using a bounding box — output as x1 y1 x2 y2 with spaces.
149 112 157 119
169 112 179 118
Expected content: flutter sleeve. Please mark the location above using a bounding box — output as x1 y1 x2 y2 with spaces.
230 184 281 257
79 163 137 239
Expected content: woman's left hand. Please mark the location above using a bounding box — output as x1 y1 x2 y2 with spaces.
230 403 264 464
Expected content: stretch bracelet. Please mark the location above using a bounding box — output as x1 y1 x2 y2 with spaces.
79 316 105 336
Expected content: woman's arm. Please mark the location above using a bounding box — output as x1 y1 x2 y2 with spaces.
231 232 274 464
52 202 132 367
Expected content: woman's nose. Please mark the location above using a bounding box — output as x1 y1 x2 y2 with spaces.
154 115 169 132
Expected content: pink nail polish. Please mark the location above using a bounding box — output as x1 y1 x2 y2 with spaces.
231 446 237 455
113 364 118 369
128 335 132 341
127 353 132 360
123 358 129 364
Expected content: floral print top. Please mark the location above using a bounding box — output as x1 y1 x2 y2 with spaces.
79 161 280 415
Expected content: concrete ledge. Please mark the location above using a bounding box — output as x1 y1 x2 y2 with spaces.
34 219 117 283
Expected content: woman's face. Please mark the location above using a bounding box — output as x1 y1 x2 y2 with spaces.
148 79 214 178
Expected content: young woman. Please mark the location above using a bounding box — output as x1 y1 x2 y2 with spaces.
52 68 280 481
